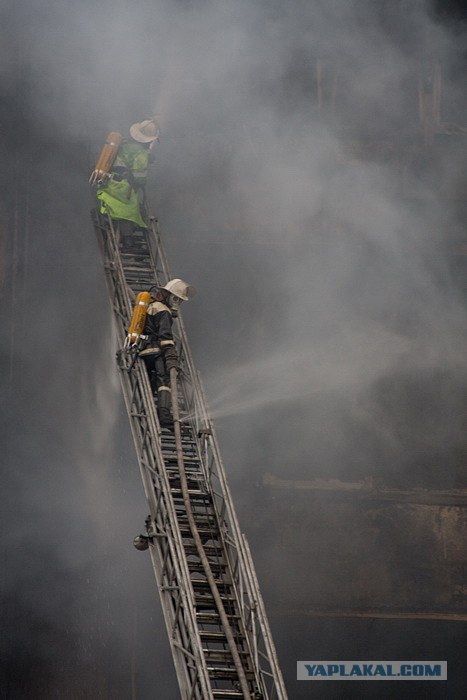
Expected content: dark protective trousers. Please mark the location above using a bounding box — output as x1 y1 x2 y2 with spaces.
142 351 172 423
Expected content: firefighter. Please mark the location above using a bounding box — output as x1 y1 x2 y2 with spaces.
139 279 196 428
96 118 159 247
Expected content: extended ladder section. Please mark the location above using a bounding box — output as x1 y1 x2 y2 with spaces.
93 210 287 700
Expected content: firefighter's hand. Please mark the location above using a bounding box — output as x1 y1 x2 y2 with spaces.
164 347 179 370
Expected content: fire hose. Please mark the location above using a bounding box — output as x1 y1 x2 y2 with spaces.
169 366 252 699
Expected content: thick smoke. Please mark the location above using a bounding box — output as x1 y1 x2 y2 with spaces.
2 0 467 697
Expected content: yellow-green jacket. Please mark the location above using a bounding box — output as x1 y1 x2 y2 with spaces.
97 141 150 228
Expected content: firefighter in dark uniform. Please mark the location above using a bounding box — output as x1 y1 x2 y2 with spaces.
140 279 196 428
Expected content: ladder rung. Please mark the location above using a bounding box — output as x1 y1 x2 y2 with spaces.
164 453 199 461
166 468 201 476
170 487 207 497
182 534 222 545
180 527 220 537
204 653 250 666
207 667 255 680
195 592 236 604
196 612 241 623
178 515 218 525
162 451 198 459
199 631 229 641
121 263 152 270
183 544 224 555
168 475 203 486
161 435 196 443
171 492 212 503
192 579 231 590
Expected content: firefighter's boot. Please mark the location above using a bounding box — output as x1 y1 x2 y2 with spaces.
157 386 173 430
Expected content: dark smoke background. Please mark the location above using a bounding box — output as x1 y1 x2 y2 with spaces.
2 0 467 698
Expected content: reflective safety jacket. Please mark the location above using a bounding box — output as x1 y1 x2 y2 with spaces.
97 141 150 228
113 141 150 188
139 301 175 356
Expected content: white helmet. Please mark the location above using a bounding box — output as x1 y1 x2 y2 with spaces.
163 278 196 301
130 118 160 143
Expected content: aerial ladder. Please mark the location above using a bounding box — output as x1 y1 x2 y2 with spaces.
92 209 288 700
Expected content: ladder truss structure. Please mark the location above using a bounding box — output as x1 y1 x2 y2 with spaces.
93 210 287 700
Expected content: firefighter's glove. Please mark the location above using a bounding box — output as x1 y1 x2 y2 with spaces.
164 347 179 371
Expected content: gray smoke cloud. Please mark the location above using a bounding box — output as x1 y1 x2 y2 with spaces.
2 0 467 697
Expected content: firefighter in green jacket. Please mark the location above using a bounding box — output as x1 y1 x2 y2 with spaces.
97 118 159 246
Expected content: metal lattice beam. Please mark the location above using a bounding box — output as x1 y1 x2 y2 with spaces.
93 211 287 699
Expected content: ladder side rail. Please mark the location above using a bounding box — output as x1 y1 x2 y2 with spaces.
172 331 269 623
118 361 212 700
99 263 203 699
112 251 215 700
169 369 263 690
117 344 212 698
174 302 285 697
114 330 213 698
178 362 283 698
242 536 288 700
190 376 287 699
146 222 287 698
202 464 272 696
156 343 269 691
95 218 214 699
